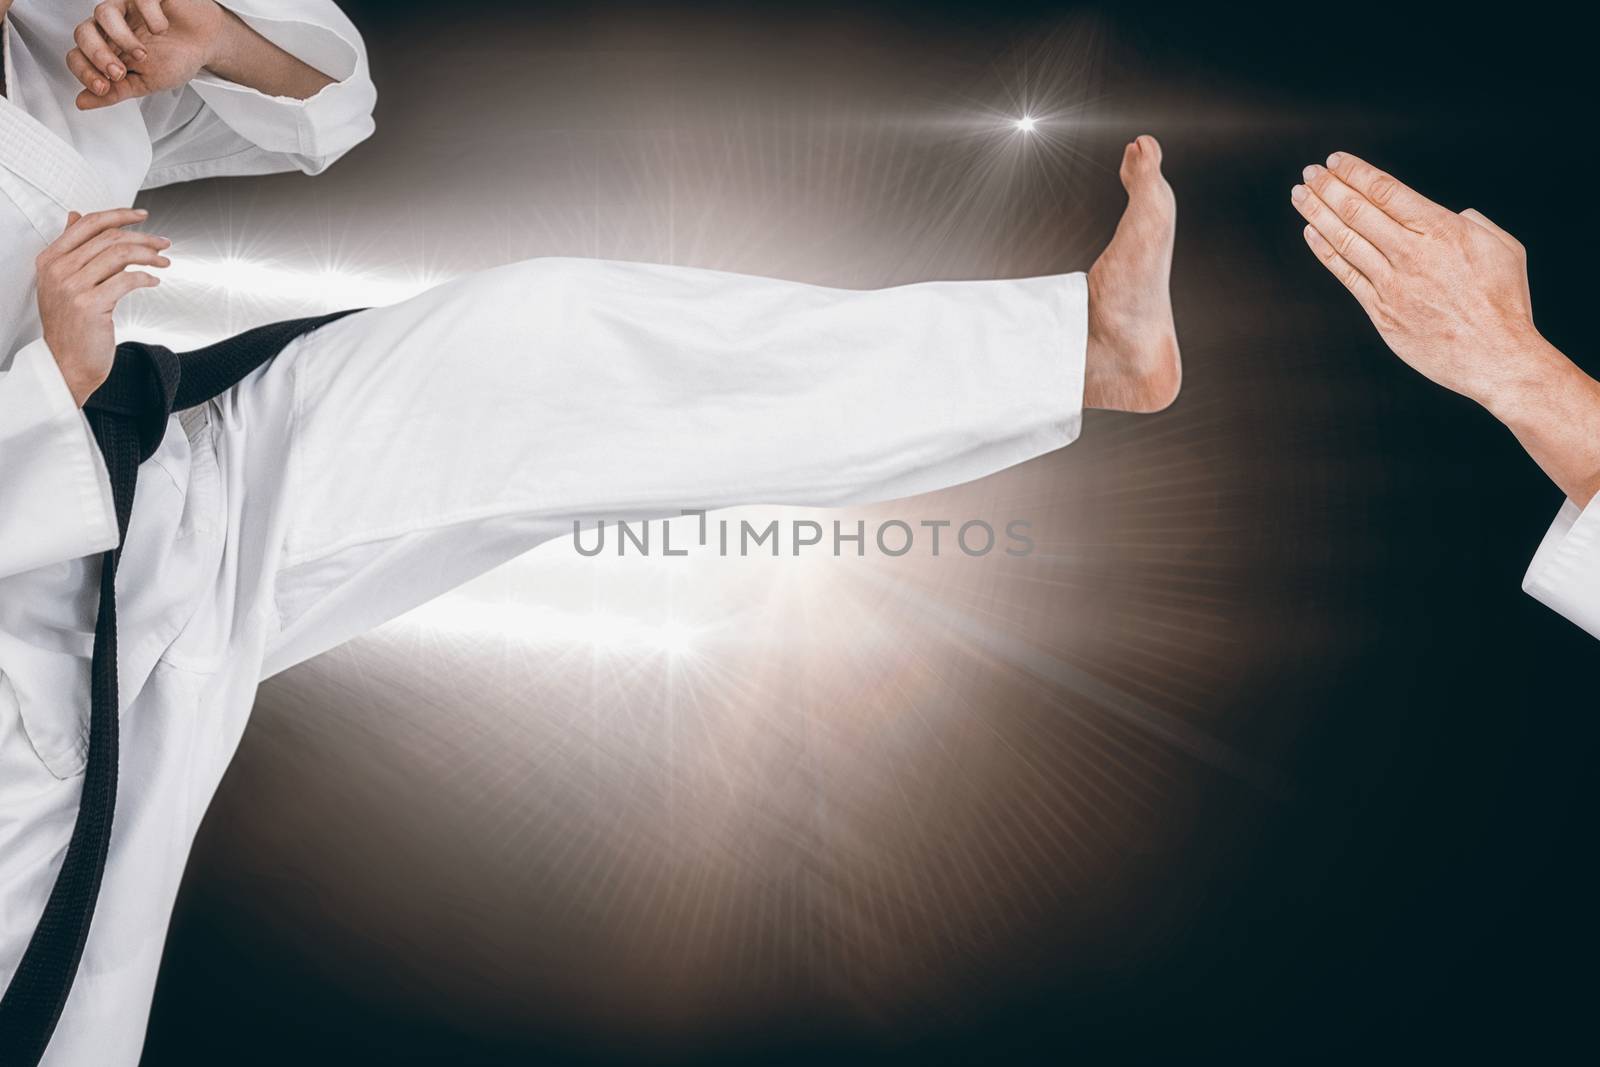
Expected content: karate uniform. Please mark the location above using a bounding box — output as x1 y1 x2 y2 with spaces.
0 4 1088 1064
1 1 374 1061
1524 498 1600 639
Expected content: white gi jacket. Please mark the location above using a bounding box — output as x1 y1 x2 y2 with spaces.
0 1 373 1062
1524 498 1600 640
0 0 375 580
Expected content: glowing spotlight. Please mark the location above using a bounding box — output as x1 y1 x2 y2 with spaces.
397 598 698 656
159 255 442 309
655 622 697 657
1013 115 1037 134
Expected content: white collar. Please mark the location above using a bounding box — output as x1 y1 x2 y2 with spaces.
0 15 118 239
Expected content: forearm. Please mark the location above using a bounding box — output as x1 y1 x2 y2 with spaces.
1482 336 1600 508
203 5 334 100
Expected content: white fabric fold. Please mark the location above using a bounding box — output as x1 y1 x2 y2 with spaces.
143 0 377 185
0 338 118 580
1523 496 1600 639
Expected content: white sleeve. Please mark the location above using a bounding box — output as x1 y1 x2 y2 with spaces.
1522 496 1600 640
0 339 118 581
140 0 376 188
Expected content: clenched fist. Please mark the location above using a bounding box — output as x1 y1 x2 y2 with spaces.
37 209 170 406
1291 152 1558 412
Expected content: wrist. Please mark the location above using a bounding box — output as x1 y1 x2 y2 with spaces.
200 5 251 82
1477 332 1584 429
44 336 107 408
60 364 106 408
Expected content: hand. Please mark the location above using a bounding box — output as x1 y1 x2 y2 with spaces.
69 0 228 110
37 209 171 406
1291 152 1558 412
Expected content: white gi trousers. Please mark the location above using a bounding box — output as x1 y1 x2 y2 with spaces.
0 257 1087 1065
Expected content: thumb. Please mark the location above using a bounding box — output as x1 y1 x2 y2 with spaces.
75 79 138 111
1460 207 1525 256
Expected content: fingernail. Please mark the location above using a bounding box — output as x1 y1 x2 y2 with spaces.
94 80 108 94
133 48 147 62
1302 164 1320 182
1291 184 1307 203
135 208 149 217
1327 152 1344 169
1304 225 1315 239
109 63 124 80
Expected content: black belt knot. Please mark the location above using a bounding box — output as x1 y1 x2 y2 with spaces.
83 343 181 464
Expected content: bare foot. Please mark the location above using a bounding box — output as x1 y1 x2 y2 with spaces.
1084 135 1181 413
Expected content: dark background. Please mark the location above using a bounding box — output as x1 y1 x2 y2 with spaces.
139 2 1595 1063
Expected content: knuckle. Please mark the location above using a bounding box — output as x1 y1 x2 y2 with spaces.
1338 196 1363 223
1369 177 1396 206
1335 229 1359 256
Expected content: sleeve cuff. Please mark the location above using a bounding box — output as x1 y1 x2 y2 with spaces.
1522 496 1600 640
1055 271 1088 447
188 5 376 171
0 339 118 580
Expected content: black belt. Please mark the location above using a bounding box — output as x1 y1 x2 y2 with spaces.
0 310 362 1065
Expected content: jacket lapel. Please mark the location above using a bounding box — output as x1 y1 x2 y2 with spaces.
0 20 119 242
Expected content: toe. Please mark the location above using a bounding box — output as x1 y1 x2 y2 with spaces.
1135 134 1163 165
1119 141 1141 185
1119 136 1171 204
1120 136 1166 189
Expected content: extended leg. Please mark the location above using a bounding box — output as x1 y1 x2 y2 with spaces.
209 138 1180 677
